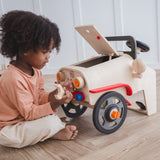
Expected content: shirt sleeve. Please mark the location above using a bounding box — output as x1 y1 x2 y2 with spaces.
3 77 54 121
38 71 51 105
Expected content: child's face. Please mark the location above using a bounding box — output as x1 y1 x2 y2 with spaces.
24 39 54 70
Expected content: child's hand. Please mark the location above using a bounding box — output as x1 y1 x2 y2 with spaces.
49 88 73 111
60 89 73 104
62 81 76 93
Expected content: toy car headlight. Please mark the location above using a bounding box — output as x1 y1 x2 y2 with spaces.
73 77 85 89
57 72 65 82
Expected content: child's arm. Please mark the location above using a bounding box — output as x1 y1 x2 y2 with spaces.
38 73 75 105
3 82 54 121
38 74 51 105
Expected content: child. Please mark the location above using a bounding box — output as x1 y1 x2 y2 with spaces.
0 10 78 148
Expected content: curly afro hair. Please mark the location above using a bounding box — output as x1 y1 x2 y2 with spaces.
0 10 61 59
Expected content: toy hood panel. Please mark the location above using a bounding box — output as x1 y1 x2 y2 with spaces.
75 25 119 56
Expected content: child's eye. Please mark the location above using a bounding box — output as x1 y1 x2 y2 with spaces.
42 49 53 54
42 50 47 54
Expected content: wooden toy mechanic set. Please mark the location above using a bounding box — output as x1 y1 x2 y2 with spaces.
55 25 157 134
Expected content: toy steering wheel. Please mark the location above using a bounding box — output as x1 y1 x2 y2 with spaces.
126 40 150 53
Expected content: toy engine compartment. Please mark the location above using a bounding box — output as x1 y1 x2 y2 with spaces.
58 54 123 104
75 55 118 68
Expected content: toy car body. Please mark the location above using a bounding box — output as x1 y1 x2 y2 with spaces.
56 25 157 134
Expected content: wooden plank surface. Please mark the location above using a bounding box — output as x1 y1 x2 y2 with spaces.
0 70 160 160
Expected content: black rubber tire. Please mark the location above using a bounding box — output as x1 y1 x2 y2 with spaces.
93 91 127 134
61 102 87 118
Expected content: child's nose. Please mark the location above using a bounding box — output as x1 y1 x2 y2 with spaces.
46 53 50 59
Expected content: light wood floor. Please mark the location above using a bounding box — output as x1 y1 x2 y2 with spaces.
0 70 160 160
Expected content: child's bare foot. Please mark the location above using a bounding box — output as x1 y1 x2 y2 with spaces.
51 125 78 140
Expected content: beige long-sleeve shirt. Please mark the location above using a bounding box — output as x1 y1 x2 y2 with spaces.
0 64 54 130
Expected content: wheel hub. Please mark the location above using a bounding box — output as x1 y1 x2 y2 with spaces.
105 105 120 121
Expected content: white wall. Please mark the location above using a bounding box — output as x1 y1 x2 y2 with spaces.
0 0 160 74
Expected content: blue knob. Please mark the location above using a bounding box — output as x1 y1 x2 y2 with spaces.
75 94 83 101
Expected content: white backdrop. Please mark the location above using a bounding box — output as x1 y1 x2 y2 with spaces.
0 0 160 74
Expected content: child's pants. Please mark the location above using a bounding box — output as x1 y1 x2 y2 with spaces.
0 114 65 148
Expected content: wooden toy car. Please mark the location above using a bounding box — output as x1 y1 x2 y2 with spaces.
56 25 157 134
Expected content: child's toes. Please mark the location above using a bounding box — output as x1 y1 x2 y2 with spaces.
71 130 78 139
69 125 77 131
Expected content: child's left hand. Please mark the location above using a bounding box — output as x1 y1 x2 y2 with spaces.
49 87 73 111
62 81 76 93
